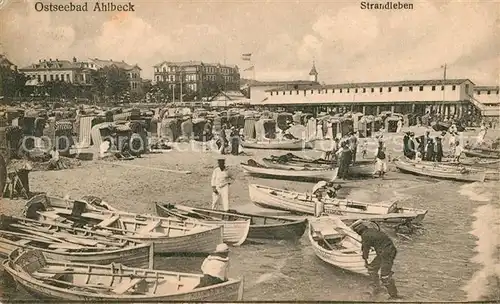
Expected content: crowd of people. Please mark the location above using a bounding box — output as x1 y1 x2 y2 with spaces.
402 121 490 163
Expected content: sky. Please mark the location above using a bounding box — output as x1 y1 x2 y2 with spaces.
0 0 499 85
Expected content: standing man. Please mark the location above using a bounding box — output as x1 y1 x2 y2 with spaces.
196 243 230 288
434 137 444 162
348 131 358 164
374 142 387 178
416 130 431 160
336 142 352 180
351 221 401 299
211 158 231 211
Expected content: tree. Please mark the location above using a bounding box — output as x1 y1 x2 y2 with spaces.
0 67 28 97
91 65 130 101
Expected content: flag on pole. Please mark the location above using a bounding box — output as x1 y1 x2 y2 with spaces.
441 64 447 80
244 66 254 71
241 53 252 61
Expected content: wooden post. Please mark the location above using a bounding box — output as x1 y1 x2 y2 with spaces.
237 276 245 300
148 243 154 269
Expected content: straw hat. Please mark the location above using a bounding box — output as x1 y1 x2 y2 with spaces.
215 243 229 253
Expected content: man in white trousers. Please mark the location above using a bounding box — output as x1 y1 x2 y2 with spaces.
211 158 231 211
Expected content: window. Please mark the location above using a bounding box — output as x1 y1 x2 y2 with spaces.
441 86 444 91
379 88 382 92
388 87 392 92
432 86 436 91
477 91 481 95
163 67 166 72
318 89 321 94
296 90 299 95
452 85 456 91
409 87 413 92
270 92 273 96
50 75 54 81
419 86 424 91
304 90 306 96
355 88 358 93
37 75 41 82
311 90 313 94
156 76 160 81
362 88 366 93
398 87 402 92
487 90 491 95
290 91 292 95
347 88 350 93
43 75 47 82
340 89 342 93
282 91 285 95
371 88 374 93
465 84 469 91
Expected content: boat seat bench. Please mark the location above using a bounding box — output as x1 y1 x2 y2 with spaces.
137 221 161 235
97 215 120 228
112 278 145 294
33 266 72 280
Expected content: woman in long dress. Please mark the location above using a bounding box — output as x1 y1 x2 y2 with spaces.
316 122 324 140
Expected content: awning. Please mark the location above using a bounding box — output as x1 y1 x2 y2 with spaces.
25 79 41 86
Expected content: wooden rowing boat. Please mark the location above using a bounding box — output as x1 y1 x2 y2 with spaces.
154 204 250 246
394 158 486 182
261 158 374 176
464 148 500 159
308 216 376 276
3 249 243 301
0 215 151 267
155 203 307 242
25 195 224 254
270 153 375 166
45 195 118 211
248 184 427 224
431 159 499 181
241 160 339 182
240 139 306 150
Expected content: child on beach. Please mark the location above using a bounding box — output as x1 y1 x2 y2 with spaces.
415 151 422 162
361 140 368 158
453 141 463 163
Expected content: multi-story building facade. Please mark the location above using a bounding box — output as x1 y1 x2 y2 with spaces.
153 61 240 97
19 57 143 93
19 57 92 85
87 58 142 93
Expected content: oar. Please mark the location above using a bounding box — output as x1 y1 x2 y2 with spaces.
11 225 116 248
0 231 66 246
312 230 335 250
20 222 127 247
37 268 172 280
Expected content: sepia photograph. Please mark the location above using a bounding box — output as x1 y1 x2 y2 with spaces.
0 0 499 302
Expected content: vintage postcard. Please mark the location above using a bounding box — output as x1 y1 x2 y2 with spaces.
0 0 498 302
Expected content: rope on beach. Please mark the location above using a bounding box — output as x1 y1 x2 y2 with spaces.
95 161 192 174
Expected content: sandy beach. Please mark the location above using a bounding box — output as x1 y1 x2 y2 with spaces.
0 129 499 302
